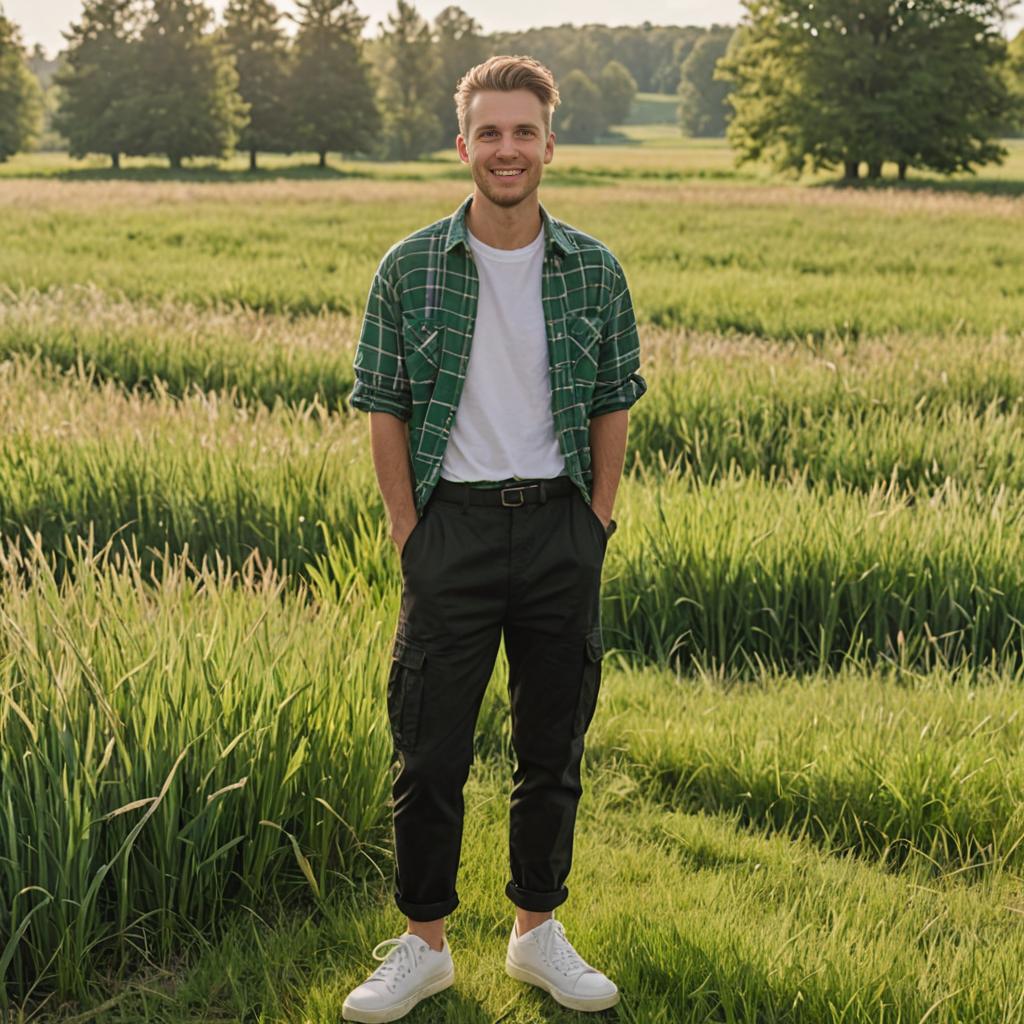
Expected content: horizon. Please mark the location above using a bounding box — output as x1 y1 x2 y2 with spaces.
10 0 1023 61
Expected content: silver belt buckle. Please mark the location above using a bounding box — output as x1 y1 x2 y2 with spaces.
500 485 528 507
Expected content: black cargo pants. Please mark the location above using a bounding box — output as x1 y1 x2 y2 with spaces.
385 473 616 922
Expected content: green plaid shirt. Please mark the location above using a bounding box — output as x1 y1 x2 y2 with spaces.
347 194 648 515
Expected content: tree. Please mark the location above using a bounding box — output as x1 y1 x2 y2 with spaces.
598 59 637 126
289 0 379 167
0 12 43 162
52 0 139 169
377 0 442 160
124 0 247 168
718 0 1017 181
1006 28 1024 136
433 5 485 148
221 0 292 170
677 29 733 137
557 68 607 143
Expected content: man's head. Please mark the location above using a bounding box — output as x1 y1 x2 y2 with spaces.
454 55 560 210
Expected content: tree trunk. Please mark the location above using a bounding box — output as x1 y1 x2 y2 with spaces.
249 148 257 172
110 152 120 170
843 160 860 181
318 150 327 169
867 161 882 179
169 153 182 170
898 161 908 181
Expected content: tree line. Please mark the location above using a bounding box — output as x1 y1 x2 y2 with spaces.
2 1 724 167
1 0 1022 178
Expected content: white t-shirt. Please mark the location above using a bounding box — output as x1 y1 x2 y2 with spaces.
439 224 567 483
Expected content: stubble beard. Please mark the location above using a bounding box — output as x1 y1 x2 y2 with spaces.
473 165 541 209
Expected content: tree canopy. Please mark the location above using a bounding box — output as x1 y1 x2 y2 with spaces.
288 0 379 166
718 0 1017 180
52 0 138 167
0 12 43 162
221 0 293 169
677 28 734 137
432 5 485 148
123 0 247 168
377 0 442 159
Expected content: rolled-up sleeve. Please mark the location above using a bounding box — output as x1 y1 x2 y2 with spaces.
590 257 648 418
347 254 411 421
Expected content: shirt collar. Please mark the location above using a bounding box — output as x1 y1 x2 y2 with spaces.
444 194 576 258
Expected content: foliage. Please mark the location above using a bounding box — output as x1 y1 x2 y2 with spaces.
557 68 608 143
432 5 486 147
719 0 1017 180
121 0 248 168
490 22 710 95
1007 28 1024 135
288 0 379 165
0 13 43 162
52 0 139 167
598 59 637 126
220 0 293 167
376 0 442 159
677 28 734 137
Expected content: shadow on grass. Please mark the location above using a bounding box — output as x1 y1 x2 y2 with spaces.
812 175 1024 198
29 161 381 183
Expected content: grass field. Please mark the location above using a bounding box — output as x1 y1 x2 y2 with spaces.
2 129 1024 1022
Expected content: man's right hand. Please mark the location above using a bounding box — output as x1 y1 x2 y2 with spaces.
391 514 420 558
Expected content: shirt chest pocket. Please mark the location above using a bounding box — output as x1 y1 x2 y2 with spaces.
568 315 602 392
402 316 445 386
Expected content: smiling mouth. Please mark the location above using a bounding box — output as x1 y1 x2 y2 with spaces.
491 169 525 177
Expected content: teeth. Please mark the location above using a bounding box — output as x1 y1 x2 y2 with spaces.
494 170 522 176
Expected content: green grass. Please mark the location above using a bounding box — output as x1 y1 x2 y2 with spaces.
625 92 681 125
3 171 1024 336
4 129 1024 1020
12 730 1024 1020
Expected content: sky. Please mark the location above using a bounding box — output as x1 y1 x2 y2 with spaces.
7 0 1023 57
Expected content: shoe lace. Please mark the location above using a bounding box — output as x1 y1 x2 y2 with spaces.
368 936 420 993
538 920 592 978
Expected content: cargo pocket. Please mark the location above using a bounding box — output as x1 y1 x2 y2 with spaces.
571 626 604 738
387 631 427 750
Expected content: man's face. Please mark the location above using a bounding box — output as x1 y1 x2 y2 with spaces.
456 89 555 209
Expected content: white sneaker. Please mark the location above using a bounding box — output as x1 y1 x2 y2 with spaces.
505 915 620 1012
342 932 454 1023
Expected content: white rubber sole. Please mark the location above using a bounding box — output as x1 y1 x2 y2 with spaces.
506 956 620 1012
341 962 455 1023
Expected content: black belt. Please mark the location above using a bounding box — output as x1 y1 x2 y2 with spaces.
432 475 576 507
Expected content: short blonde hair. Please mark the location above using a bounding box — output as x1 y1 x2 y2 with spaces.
454 55 560 138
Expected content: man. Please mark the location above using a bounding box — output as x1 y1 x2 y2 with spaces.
342 54 647 1022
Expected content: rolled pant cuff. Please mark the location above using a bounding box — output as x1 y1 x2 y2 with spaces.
394 890 460 922
505 880 569 912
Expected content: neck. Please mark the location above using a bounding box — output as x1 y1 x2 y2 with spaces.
465 190 543 250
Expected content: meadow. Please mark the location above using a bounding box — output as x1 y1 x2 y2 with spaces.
2 127 1024 1023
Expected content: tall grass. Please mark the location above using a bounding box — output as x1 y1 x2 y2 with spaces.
591 661 1024 877
604 464 1024 674
0 285 357 407
1 358 1023 675
2 178 1022 336
0 537 400 1004
4 530 1023 1006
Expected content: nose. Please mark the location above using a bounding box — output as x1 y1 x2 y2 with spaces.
496 133 518 158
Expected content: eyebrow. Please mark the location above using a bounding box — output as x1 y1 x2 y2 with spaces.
475 123 540 133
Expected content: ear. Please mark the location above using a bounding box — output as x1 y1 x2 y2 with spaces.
456 133 470 165
544 130 555 164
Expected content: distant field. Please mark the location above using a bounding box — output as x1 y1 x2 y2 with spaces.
3 126 1024 1021
625 90 681 124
